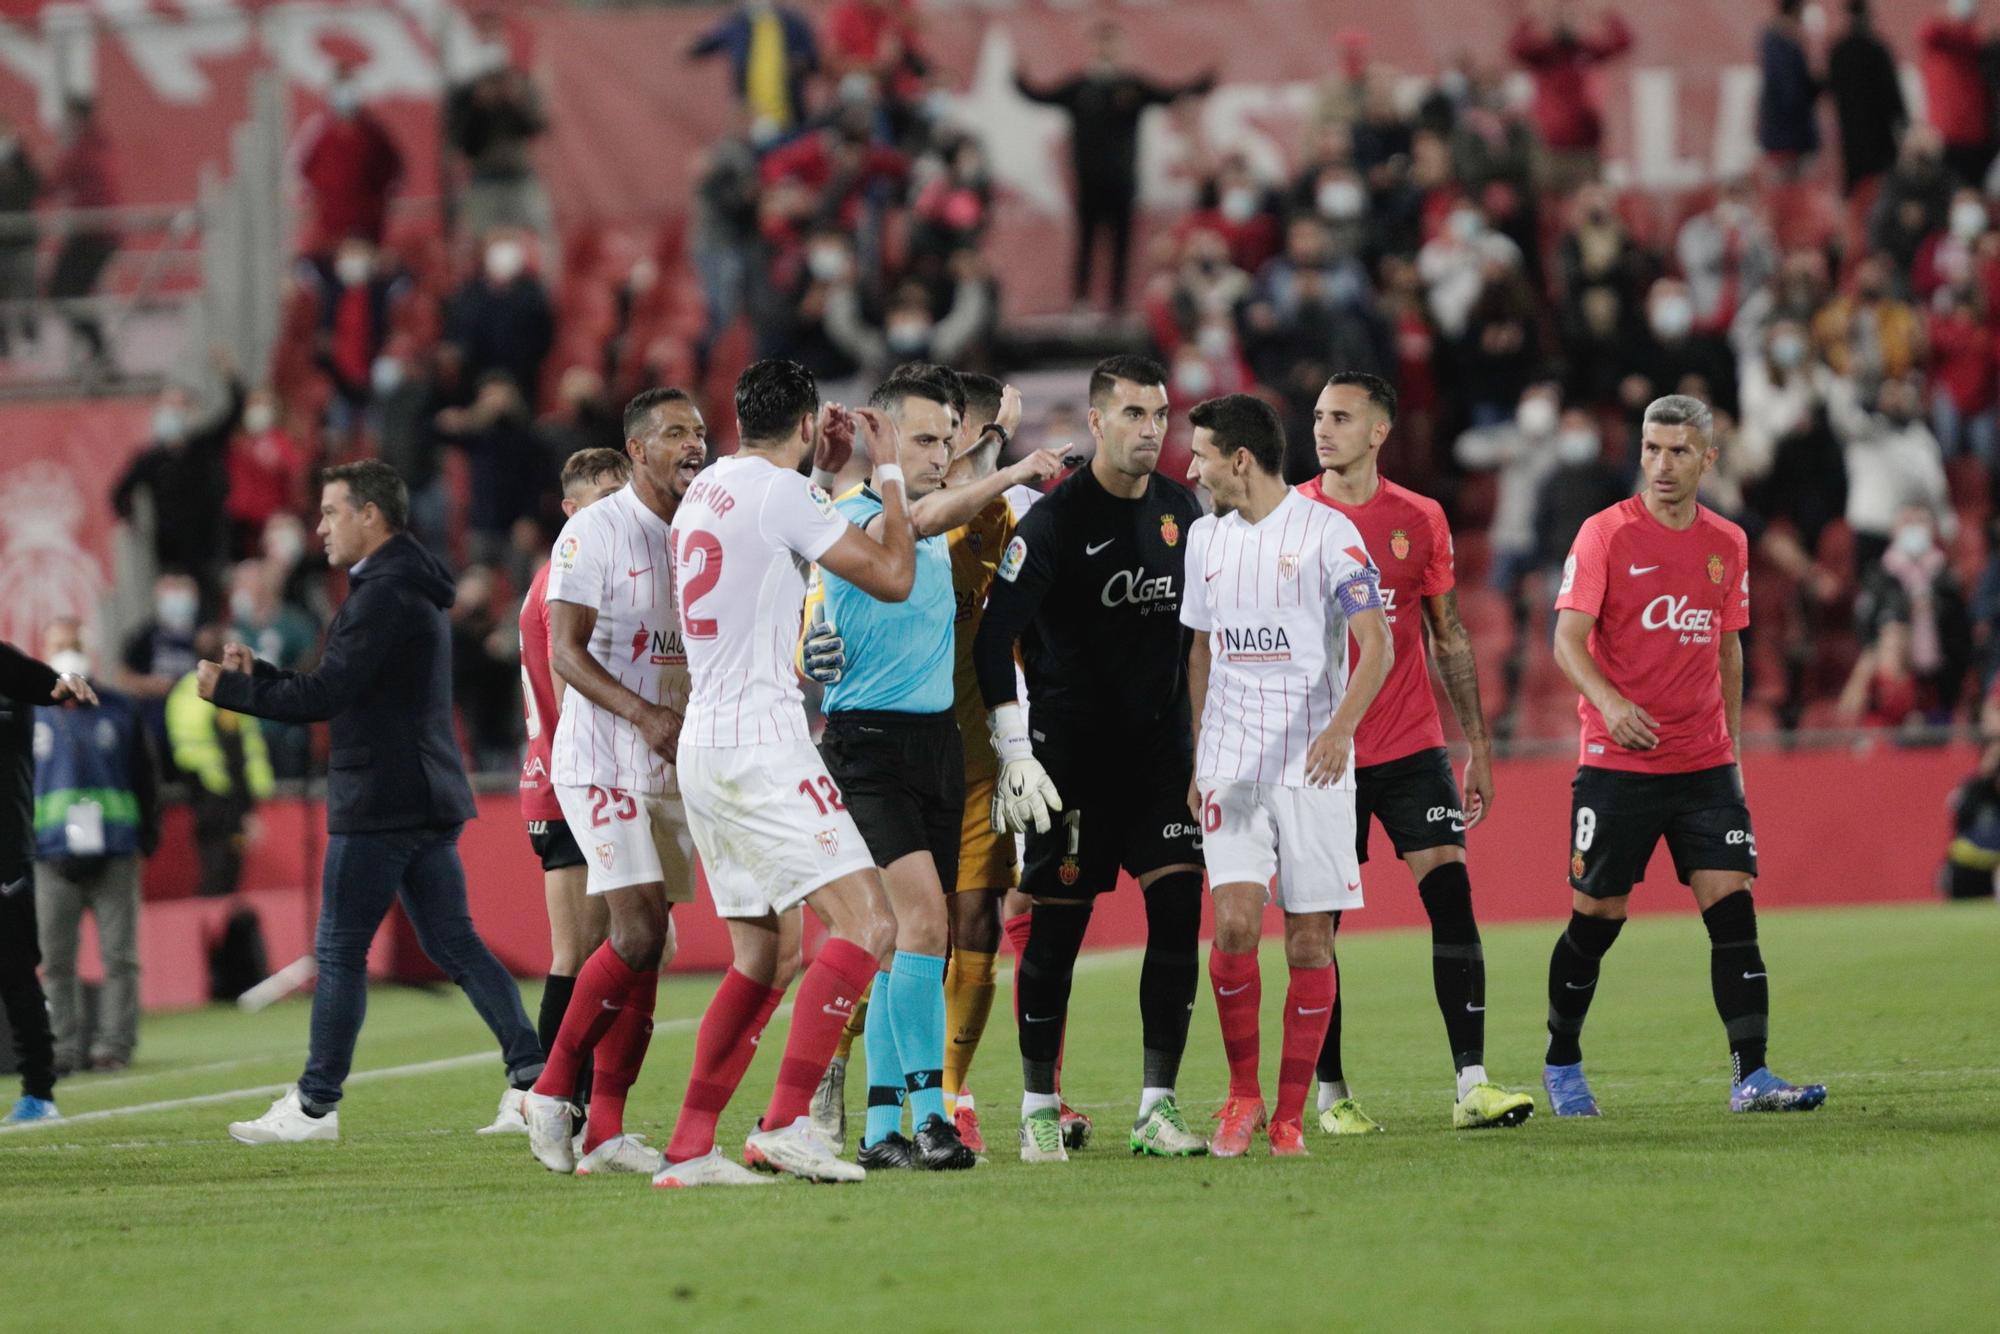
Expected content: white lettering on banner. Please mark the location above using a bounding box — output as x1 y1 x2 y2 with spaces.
1640 594 1715 634
1101 568 1176 609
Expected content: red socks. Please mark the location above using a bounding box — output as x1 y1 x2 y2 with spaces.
1210 946 1263 1101
763 937 877 1130
534 942 644 1100
1278 964 1335 1126
666 968 784 1163
583 965 660 1152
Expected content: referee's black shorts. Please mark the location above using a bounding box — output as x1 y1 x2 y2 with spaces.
1021 719 1200 898
818 710 966 892
1568 763 1757 899
1353 746 1468 864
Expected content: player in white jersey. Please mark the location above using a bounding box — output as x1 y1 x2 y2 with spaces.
1177 394 1392 1159
651 358 912 1187
520 389 710 1179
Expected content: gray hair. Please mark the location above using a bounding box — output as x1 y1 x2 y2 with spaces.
1642 394 1713 443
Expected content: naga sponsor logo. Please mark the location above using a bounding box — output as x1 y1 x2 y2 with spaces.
629 623 688 665
1102 567 1177 610
1640 594 1716 636
1220 624 1292 662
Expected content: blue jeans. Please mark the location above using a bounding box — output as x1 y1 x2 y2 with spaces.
298 825 542 1109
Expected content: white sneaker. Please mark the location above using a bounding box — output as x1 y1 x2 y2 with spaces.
574 1133 664 1176
653 1148 775 1188
743 1115 866 1183
228 1088 339 1144
474 1086 529 1135
810 1055 848 1151
523 1090 577 1173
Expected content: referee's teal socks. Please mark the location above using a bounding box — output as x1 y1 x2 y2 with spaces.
859 952 949 1146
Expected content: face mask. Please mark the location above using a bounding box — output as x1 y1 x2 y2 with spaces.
1771 333 1807 369
243 403 276 434
1220 187 1259 224
485 241 526 283
807 245 849 282
1438 69 1470 101
153 407 186 444
229 589 258 622
371 357 404 394
1197 324 1233 359
1557 429 1600 464
1950 0 1976 20
328 83 359 117
1894 523 1934 558
1317 180 1365 221
1515 396 1557 436
49 650 90 679
1651 296 1694 339
335 253 371 286
1952 199 1988 240
1448 209 1481 243
1175 359 1214 396
266 525 305 565
156 590 197 632
886 320 931 354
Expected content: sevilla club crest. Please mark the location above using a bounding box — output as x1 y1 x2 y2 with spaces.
1058 855 1081 886
1389 528 1411 561
595 842 616 870
1277 552 1300 581
1159 513 1180 547
817 829 840 858
1706 554 1725 585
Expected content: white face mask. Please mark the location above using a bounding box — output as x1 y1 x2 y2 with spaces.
485 241 526 283
1196 324 1234 359
1220 186 1259 224
335 253 371 286
229 588 258 622
266 525 306 565
1949 0 1976 21
1952 199 1988 240
1448 209 1482 243
1894 523 1934 558
371 357 404 394
1557 429 1600 464
886 320 931 354
1651 295 1694 339
1515 396 1557 437
1317 180 1365 221
807 245 849 283
48 650 90 679
243 403 276 434
1771 333 1807 369
328 82 360 117
156 589 197 631
1175 359 1214 396
153 407 186 444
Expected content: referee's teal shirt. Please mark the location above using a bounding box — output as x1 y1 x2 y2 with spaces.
817 486 955 714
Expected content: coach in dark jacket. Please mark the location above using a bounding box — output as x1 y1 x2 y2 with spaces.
201 459 542 1143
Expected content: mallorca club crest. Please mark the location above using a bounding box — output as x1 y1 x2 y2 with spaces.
1390 528 1411 561
817 828 840 858
1159 513 1180 547
0 462 106 652
1570 851 1586 881
1706 554 1725 585
1058 855 1081 886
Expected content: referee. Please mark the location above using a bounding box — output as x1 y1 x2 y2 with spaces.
813 367 1062 1171
0 641 96 1124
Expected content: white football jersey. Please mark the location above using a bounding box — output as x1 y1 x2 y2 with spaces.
1180 489 1381 789
545 483 689 796
671 454 851 748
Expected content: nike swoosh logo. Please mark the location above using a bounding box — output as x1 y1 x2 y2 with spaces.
1628 564 1660 575
628 566 653 578
600 999 621 1011
1217 983 1252 997
951 1037 979 1046
1465 1004 1485 1013
1085 539 1114 555
1449 822 1466 833
1564 980 1596 991
1742 972 1767 980
1346 882 1360 894
1024 1013 1058 1023
821 1004 853 1018
1295 1005 1330 1016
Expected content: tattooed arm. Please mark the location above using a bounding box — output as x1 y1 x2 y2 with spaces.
1423 589 1495 828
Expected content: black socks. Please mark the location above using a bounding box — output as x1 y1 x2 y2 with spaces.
1546 910 1624 1065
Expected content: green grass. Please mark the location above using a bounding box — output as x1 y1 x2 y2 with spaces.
2 904 1995 1332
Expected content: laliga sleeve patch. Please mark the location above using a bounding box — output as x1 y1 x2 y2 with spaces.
556 535 579 572
997 535 1028 583
1559 553 1577 596
808 483 837 519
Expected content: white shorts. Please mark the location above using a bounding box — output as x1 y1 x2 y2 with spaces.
1198 779 1363 915
554 783 697 900
678 738 877 919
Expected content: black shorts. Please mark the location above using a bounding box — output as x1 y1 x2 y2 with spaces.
1022 720 1200 898
526 819 584 873
1568 764 1757 899
819 710 966 891
1353 747 1467 865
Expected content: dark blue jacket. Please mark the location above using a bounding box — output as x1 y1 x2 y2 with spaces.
687 7 818 128
1757 25 1822 155
212 532 476 835
33 687 159 860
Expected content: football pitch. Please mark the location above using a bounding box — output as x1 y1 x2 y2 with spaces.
3 903 1994 1332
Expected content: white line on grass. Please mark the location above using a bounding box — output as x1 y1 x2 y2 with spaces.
0 947 1145 1136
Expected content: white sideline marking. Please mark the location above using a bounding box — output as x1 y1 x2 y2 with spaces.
0 947 1144 1136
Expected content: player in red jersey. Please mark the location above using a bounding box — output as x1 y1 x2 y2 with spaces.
1298 372 1535 1132
1544 394 1824 1116
477 448 633 1137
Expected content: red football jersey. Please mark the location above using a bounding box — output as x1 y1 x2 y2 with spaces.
517 562 561 821
1297 475 1455 766
1555 496 1750 774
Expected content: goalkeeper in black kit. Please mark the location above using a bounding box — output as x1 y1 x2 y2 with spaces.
972 355 1209 1163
